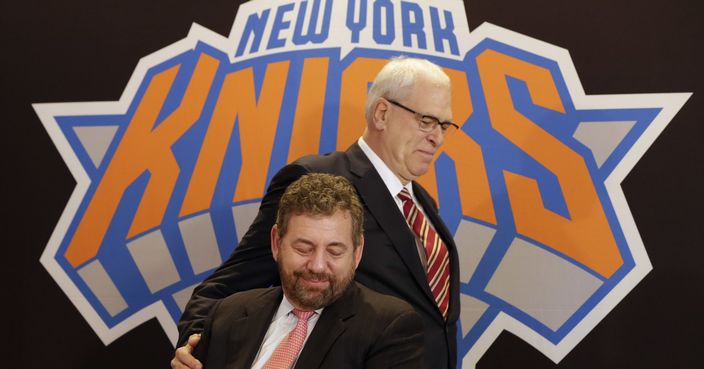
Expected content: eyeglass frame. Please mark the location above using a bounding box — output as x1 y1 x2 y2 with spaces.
384 98 459 132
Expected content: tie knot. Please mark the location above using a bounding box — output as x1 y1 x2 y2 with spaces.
398 188 412 203
292 309 315 321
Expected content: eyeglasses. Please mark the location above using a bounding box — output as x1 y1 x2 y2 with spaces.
386 98 459 132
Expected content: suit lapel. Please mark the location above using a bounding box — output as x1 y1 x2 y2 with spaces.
294 283 359 369
226 289 282 369
345 144 432 300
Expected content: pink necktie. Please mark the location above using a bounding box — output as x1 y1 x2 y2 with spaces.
263 309 316 369
398 188 450 319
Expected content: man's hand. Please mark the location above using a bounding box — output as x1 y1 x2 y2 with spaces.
171 334 202 369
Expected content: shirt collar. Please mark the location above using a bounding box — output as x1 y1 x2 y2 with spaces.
357 137 414 199
275 293 324 320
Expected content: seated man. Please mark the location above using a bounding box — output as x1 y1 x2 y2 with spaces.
192 173 424 369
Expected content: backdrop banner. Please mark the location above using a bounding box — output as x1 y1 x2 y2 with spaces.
15 0 697 368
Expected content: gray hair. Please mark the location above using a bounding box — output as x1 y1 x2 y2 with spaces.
364 56 451 122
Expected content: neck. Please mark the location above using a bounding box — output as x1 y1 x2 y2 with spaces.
361 133 413 185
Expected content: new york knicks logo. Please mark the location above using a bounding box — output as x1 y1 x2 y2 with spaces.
35 0 689 367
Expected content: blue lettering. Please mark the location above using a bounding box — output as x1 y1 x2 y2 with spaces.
373 0 395 45
292 0 333 45
346 0 367 43
430 7 459 55
401 1 426 49
267 3 295 50
235 9 271 57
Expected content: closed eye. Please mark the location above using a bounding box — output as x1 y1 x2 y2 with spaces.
326 244 347 257
292 242 314 255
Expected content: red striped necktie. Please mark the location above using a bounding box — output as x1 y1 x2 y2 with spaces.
398 188 450 319
263 309 316 369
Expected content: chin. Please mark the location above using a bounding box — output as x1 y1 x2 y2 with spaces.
411 165 431 178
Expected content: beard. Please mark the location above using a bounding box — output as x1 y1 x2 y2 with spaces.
279 264 355 310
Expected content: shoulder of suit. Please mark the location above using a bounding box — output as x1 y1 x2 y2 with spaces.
290 150 348 172
220 287 280 307
354 282 416 316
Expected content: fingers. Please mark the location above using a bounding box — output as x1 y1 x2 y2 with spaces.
187 333 201 348
170 334 202 369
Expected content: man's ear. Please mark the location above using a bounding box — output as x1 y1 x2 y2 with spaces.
371 98 389 130
271 225 280 262
353 235 364 269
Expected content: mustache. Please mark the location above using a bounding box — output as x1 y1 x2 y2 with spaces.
293 270 332 282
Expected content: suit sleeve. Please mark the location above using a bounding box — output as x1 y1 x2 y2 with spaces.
365 308 425 369
176 163 310 346
191 298 223 366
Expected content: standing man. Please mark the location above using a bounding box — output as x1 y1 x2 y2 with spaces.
193 173 424 369
174 56 461 369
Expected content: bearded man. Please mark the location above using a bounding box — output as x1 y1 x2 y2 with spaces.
191 173 424 369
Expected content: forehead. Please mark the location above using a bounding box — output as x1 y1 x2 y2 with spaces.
404 78 453 120
284 211 354 243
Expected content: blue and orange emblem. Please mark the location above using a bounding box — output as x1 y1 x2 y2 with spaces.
35 1 689 367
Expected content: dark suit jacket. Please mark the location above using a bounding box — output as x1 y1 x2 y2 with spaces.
194 282 424 369
180 143 460 369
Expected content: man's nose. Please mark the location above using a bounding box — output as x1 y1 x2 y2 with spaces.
427 124 444 147
307 249 327 273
